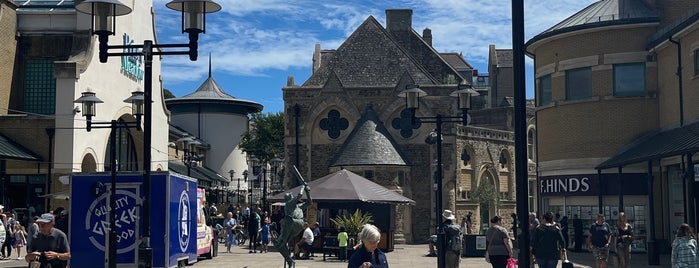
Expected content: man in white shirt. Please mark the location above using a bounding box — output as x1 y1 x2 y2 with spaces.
295 223 314 259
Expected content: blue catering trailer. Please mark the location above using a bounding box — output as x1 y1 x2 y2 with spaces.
69 171 214 267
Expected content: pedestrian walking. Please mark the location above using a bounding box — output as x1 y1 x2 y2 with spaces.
671 223 698 268
531 212 565 268
615 212 634 268
587 214 613 268
485 216 512 268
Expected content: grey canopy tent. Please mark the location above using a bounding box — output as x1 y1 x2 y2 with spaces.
268 169 414 205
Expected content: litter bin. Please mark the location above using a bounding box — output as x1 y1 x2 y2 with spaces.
463 234 487 257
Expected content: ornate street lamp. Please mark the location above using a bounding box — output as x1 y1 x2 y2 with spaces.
75 1 221 267
399 83 478 268
74 90 144 268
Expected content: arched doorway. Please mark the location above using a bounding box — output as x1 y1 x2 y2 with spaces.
104 119 139 171
81 153 97 172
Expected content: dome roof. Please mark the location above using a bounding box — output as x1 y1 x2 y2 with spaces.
165 58 263 115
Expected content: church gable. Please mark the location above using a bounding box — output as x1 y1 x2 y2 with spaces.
303 16 437 88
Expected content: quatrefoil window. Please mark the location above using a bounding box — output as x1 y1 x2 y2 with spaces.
391 109 422 138
319 109 349 139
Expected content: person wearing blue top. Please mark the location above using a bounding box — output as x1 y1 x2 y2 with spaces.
224 212 237 253
348 224 388 268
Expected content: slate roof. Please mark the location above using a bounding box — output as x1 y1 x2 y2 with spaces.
169 160 229 183
330 105 410 167
0 134 41 161
441 53 473 70
303 16 439 88
165 67 263 114
527 0 658 48
597 120 699 169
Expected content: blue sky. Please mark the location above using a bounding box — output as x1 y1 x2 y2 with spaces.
152 0 597 114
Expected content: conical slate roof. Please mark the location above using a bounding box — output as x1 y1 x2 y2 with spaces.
165 59 263 114
330 105 410 167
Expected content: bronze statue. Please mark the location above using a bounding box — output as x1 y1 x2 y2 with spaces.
273 166 312 268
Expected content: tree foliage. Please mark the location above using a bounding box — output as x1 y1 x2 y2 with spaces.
470 180 498 204
238 112 285 164
329 209 373 238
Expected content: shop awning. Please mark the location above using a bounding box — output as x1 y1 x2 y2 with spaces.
596 120 699 169
0 134 42 161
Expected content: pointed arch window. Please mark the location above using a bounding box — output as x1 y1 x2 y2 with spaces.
105 119 139 171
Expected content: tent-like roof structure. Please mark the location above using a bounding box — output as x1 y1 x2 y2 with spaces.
268 169 415 205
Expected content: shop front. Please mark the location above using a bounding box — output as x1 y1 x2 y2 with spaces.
539 173 648 252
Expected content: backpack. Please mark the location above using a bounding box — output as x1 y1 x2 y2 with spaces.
446 223 463 252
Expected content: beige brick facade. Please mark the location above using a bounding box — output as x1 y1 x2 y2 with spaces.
0 0 17 115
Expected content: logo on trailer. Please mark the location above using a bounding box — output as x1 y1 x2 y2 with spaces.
178 190 191 252
85 189 140 253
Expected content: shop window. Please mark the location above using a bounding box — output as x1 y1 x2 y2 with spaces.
538 74 552 106
614 63 646 97
24 59 56 115
565 67 591 101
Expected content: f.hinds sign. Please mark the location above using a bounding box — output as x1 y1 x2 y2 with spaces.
539 173 648 197
540 177 590 194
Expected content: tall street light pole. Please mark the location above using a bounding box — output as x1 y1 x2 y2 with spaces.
232 169 240 206
75 1 221 267
74 91 144 268
512 0 531 267
399 83 478 268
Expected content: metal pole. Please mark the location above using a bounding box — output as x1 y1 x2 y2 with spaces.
237 178 241 207
512 0 531 266
108 120 117 268
139 40 153 268
263 168 267 212
435 115 445 268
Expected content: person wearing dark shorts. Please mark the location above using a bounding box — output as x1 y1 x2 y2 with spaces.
587 214 613 268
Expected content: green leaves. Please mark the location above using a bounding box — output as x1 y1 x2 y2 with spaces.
239 112 285 163
470 181 498 204
329 209 373 238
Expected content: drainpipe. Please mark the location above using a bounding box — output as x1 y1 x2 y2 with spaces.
45 128 55 210
646 160 659 265
669 37 684 126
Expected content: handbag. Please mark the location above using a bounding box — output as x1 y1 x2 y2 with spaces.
506 257 517 268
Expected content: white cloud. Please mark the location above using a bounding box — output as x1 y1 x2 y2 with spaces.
154 0 597 91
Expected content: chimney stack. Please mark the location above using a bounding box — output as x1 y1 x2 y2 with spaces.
386 9 413 32
423 28 432 46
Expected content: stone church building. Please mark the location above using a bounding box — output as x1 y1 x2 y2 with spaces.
282 9 534 244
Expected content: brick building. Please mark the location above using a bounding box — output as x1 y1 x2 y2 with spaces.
283 9 535 244
527 0 699 256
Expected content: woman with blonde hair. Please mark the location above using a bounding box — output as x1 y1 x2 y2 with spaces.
615 212 633 268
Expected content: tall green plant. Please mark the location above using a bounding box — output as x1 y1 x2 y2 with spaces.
470 181 498 204
329 209 373 238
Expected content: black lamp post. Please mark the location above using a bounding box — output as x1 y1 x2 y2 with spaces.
228 169 235 204
399 83 478 268
75 1 221 267
242 170 249 206
270 157 283 193
74 90 144 268
230 169 241 207
177 136 202 176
